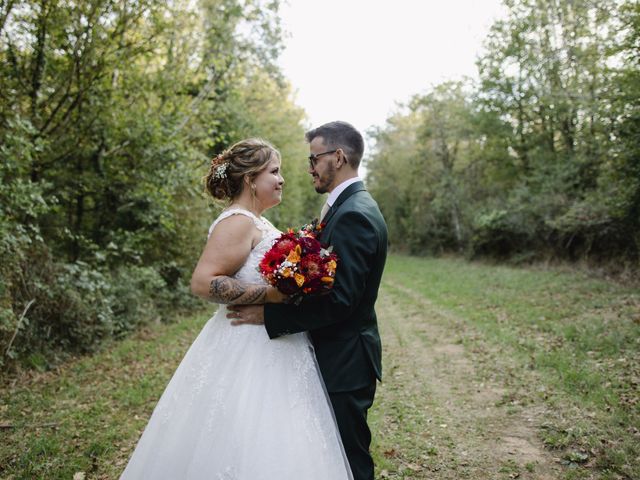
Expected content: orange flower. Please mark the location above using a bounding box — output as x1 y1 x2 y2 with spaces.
321 276 334 284
294 273 305 287
326 259 337 274
286 244 301 264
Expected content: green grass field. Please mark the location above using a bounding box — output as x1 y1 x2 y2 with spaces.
370 256 639 479
1 255 638 479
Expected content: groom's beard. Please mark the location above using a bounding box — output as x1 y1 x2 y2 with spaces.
314 163 336 194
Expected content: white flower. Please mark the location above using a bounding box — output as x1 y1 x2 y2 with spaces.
214 163 228 179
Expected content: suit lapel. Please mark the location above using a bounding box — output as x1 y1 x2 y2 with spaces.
321 181 366 226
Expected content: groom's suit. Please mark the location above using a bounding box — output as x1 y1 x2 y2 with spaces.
264 181 388 480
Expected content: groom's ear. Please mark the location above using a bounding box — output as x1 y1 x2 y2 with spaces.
336 148 347 168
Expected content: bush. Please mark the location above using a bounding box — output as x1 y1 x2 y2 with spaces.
109 266 169 336
1 243 197 371
469 207 541 260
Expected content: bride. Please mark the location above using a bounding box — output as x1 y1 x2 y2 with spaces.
119 138 353 479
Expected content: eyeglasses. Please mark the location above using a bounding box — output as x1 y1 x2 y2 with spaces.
308 150 337 168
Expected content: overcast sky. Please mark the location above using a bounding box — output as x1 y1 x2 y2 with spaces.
277 0 506 135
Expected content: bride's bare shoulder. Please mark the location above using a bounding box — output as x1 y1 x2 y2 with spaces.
209 213 256 242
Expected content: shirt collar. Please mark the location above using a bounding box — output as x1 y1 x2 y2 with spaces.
327 176 362 207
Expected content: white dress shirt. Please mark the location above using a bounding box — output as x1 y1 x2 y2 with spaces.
326 176 362 208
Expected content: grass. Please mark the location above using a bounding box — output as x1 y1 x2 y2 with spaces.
377 255 639 479
0 312 211 480
1 255 638 479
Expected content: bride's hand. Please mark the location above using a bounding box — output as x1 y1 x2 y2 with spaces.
265 286 289 304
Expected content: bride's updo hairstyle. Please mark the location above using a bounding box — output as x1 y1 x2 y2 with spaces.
205 138 280 201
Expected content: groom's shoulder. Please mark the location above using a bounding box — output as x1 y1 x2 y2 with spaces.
339 190 374 214
339 192 386 227
352 189 382 212
344 187 374 205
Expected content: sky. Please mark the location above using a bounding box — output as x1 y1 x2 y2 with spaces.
277 0 506 135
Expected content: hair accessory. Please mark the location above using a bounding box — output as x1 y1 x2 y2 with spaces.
214 162 228 179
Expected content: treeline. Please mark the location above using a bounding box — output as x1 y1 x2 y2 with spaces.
367 0 639 267
0 0 317 371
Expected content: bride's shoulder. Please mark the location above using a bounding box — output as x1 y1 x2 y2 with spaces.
208 209 257 239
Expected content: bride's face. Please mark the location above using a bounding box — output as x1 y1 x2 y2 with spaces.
252 156 284 210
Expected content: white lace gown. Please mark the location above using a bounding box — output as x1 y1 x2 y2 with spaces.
120 209 352 480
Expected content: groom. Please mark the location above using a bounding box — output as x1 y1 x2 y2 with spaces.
229 121 388 480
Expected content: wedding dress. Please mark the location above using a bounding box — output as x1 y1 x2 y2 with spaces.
120 208 352 480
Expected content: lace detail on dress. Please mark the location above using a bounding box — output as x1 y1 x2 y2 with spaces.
208 208 275 239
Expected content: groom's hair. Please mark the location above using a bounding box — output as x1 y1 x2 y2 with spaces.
305 121 364 169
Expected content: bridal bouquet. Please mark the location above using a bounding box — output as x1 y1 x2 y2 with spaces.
259 220 338 303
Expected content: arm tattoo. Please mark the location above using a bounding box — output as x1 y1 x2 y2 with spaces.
208 276 267 305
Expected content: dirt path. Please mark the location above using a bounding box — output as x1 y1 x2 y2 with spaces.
370 280 564 479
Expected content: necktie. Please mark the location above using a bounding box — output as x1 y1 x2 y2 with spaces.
320 202 330 221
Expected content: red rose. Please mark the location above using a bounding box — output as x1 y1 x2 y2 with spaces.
298 236 322 255
303 276 324 291
278 277 300 295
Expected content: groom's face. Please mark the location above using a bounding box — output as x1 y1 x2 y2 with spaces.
309 137 337 194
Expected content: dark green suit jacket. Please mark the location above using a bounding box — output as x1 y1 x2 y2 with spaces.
264 181 388 393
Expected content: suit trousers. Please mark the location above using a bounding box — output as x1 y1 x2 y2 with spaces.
329 381 377 480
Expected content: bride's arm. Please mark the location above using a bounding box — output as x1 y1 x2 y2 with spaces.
206 277 285 304
190 215 287 305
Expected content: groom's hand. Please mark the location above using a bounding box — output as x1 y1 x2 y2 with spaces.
227 304 265 326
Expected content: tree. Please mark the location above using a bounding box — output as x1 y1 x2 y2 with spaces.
367 0 638 265
0 0 312 369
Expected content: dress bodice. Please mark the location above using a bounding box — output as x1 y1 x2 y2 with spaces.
208 208 281 284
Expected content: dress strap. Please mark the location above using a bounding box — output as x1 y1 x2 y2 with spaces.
208 208 271 239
